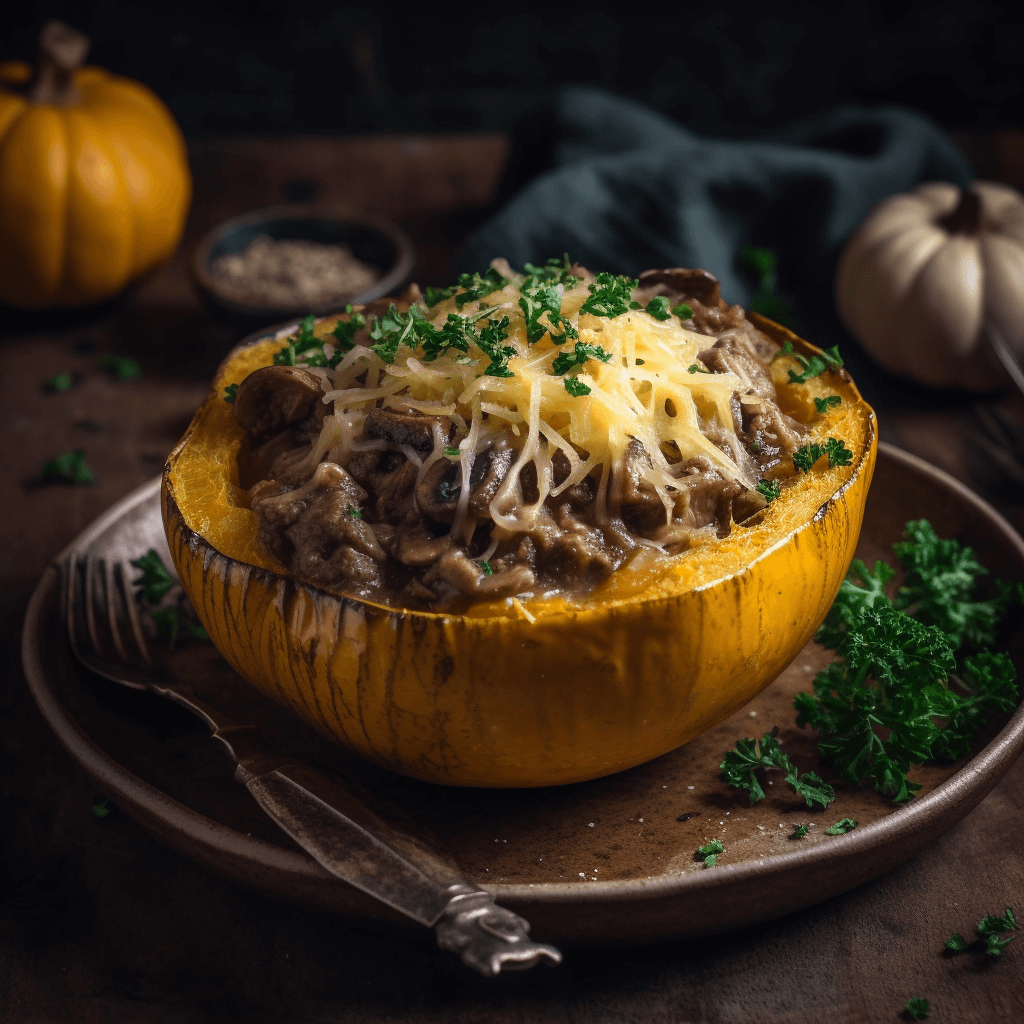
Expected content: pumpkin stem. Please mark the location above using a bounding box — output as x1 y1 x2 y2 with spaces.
939 186 983 235
28 20 90 106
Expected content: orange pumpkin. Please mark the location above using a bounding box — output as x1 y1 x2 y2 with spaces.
0 21 191 308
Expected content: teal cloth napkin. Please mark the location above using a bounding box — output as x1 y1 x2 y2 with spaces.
455 87 974 403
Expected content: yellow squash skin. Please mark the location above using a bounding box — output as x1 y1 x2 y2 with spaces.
0 59 191 308
162 315 877 788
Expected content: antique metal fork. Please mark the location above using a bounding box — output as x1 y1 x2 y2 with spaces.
61 549 561 976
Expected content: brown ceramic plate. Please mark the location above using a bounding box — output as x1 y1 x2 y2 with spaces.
22 443 1024 946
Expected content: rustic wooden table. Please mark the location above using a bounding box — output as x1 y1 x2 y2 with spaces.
3 133 1023 1024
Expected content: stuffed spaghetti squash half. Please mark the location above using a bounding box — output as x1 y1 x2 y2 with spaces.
162 261 876 787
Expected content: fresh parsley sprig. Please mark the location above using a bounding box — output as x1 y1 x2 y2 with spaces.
787 346 844 384
720 734 835 809
796 521 1020 804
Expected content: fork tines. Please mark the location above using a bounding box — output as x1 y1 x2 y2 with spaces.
64 551 153 675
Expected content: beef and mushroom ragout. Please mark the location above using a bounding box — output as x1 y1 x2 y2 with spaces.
231 260 811 609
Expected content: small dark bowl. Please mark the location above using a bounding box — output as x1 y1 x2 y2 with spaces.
190 205 415 326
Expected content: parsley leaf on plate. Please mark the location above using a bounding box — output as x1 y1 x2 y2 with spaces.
720 734 835 809
824 817 858 835
130 549 175 604
697 839 723 867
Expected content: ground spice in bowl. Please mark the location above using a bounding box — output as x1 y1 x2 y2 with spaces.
209 234 380 309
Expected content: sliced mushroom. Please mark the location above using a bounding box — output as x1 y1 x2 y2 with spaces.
415 445 513 524
233 366 324 443
363 408 451 454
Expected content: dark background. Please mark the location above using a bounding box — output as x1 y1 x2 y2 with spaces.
3 1 1022 139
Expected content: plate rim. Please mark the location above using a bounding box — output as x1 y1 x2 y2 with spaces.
22 442 1024 921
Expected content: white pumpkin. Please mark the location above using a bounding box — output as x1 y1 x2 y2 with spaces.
835 181 1024 390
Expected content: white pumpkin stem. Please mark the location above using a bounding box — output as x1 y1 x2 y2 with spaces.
939 186 983 236
29 20 90 106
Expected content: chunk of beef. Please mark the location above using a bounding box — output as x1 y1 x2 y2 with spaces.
698 332 776 395
347 447 419 523
249 463 381 592
672 460 745 538
552 451 596 507
529 505 626 590
233 366 324 443
615 438 669 533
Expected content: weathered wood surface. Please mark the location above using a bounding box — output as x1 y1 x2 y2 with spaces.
2 133 1023 1024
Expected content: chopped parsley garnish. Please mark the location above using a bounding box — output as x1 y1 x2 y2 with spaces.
790 824 809 839
824 817 858 835
814 395 842 414
696 839 723 867
787 345 844 384
368 304 428 363
420 313 477 362
522 255 577 287
792 438 853 473
687 364 708 374
579 272 641 319
131 549 175 604
224 383 239 403
635 358 645 365
564 378 591 397
671 302 693 321
756 479 781 503
478 316 517 377
331 306 366 352
480 560 494 576
452 267 509 310
796 520 1021 803
424 284 459 307
720 733 835 809
347 507 363 519
644 295 672 321
101 354 142 380
42 449 95 485
92 797 113 819
551 341 613 376
46 372 75 393
946 908 1018 959
444 446 461 458
905 997 930 1020
519 281 577 345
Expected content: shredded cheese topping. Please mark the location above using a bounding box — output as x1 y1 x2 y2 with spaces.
310 271 755 548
